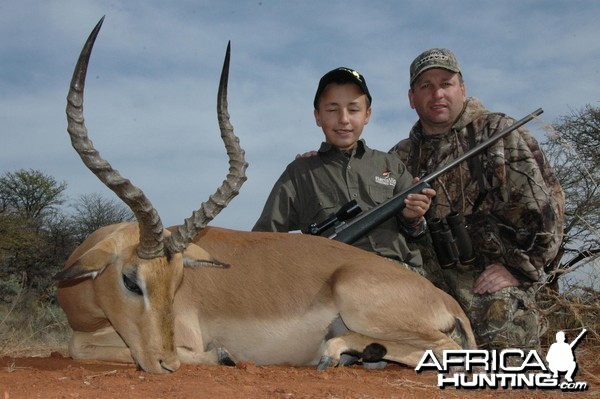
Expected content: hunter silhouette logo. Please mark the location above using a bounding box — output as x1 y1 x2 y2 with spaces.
546 329 586 383
415 328 589 391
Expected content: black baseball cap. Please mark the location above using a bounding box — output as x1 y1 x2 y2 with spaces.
313 67 372 109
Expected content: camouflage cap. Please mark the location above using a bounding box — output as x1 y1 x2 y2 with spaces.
314 67 372 109
409 48 461 85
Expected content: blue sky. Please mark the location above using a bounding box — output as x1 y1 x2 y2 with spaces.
1 0 599 230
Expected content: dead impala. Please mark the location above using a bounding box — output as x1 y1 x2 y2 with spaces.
56 18 476 374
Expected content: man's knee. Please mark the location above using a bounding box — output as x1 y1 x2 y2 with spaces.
471 287 541 350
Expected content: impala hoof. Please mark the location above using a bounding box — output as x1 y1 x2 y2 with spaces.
317 356 336 371
217 347 236 367
339 354 360 366
362 360 387 370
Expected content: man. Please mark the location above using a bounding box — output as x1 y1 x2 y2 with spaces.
254 67 437 279
391 48 564 351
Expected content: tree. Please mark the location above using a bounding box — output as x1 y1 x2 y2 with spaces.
0 169 68 300
0 169 67 221
542 105 600 289
70 193 134 242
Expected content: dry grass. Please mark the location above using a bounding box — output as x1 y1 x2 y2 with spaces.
0 291 70 358
537 286 600 387
537 278 600 359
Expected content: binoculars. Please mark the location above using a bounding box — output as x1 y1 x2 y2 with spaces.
429 212 475 269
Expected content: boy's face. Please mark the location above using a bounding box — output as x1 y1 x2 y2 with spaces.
314 83 371 152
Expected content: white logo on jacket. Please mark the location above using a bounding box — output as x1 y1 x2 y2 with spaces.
375 172 396 187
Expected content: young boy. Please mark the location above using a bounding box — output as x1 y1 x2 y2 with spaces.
253 67 435 271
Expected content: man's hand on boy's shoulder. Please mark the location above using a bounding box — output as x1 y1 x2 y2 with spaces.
295 150 319 160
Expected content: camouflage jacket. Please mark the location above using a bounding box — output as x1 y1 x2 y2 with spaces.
390 98 564 281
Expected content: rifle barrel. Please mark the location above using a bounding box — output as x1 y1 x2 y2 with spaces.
423 108 543 184
569 329 587 348
330 108 543 244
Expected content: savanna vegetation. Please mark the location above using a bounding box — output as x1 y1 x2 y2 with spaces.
0 170 133 356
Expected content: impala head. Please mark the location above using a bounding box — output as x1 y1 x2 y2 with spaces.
55 17 247 373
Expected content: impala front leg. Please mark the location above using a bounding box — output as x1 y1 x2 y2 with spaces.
69 327 134 364
177 344 236 366
174 319 236 366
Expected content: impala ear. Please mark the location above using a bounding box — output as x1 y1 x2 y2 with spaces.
54 247 113 283
182 243 229 269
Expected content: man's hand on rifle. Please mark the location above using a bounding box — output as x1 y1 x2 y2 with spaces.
401 177 436 220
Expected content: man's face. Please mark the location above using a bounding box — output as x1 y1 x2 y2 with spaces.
408 68 466 134
314 83 371 151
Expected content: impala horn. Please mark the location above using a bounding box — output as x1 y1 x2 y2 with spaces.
66 17 247 259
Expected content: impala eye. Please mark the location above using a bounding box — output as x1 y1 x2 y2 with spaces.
122 273 143 296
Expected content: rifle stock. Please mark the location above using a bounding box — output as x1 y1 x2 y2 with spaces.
329 108 543 244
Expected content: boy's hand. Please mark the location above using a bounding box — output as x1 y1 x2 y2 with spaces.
402 177 435 220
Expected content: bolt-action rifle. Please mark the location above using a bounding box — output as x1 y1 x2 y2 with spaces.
314 108 543 244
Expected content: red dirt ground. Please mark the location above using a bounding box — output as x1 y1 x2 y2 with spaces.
1 347 597 399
